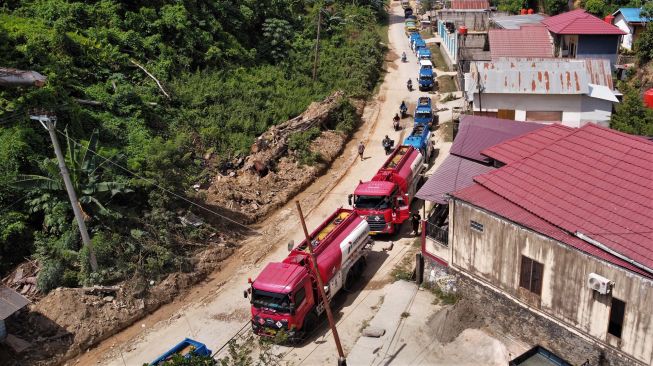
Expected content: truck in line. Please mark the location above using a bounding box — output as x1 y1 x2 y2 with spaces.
349 145 425 235
247 209 372 341
403 124 433 162
150 338 212 365
414 96 433 128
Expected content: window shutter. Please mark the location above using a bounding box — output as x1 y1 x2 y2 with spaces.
531 261 544 295
519 256 532 290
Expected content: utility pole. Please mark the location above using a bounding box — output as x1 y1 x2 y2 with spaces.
295 201 347 366
312 9 322 81
30 113 98 272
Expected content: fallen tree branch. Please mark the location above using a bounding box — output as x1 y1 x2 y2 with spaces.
129 59 170 99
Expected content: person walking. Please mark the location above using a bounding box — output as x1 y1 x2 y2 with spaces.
411 211 421 235
358 141 365 161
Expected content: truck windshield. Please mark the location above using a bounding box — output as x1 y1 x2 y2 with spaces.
420 75 432 81
251 289 291 313
354 195 391 209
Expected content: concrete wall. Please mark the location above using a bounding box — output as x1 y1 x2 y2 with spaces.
468 93 612 127
437 10 490 30
449 199 653 365
438 21 458 62
577 35 620 66
580 95 612 127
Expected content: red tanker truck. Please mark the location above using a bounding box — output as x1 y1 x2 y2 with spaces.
349 145 424 234
247 209 372 341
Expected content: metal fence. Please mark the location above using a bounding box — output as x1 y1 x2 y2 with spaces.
425 221 448 246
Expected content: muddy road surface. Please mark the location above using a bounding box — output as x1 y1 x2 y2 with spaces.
76 3 438 365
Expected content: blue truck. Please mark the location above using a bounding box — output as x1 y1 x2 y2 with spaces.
150 338 213 365
403 124 432 161
413 38 426 54
417 48 432 61
418 68 434 90
414 96 433 127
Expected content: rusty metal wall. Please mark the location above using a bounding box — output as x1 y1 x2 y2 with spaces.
450 199 653 365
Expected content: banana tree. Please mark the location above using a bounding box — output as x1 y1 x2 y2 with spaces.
13 129 131 220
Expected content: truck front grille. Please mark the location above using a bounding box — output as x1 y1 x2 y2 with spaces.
366 215 386 232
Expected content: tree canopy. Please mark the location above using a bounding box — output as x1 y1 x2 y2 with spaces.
0 0 386 289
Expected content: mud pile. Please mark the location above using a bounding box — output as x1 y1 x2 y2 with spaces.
206 91 356 223
427 297 486 343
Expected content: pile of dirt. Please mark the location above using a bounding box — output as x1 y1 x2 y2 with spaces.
427 297 485 344
2 260 41 301
206 91 356 223
3 244 237 366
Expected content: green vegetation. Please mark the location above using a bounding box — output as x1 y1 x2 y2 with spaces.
424 282 460 305
0 1 386 291
437 75 457 93
391 252 416 281
611 83 653 136
582 0 651 17
428 45 450 72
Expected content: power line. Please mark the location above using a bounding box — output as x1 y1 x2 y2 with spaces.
0 194 30 213
53 127 261 235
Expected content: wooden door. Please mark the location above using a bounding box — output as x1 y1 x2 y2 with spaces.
497 109 515 120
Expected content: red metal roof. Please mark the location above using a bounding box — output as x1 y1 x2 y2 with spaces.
453 184 649 277
542 9 626 35
450 0 489 10
450 115 545 163
489 25 554 59
464 124 653 275
416 155 494 204
481 124 575 165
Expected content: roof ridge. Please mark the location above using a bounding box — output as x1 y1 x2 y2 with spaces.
583 123 653 150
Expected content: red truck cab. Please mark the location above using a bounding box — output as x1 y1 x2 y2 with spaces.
350 146 424 234
248 209 371 341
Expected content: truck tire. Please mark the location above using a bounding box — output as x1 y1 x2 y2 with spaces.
301 311 318 339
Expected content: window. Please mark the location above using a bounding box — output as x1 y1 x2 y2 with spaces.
470 220 484 233
608 298 625 338
519 255 543 295
294 287 306 307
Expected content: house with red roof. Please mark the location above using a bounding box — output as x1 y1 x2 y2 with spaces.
423 124 653 365
541 9 625 66
488 25 554 60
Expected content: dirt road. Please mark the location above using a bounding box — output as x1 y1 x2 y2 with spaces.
75 3 433 365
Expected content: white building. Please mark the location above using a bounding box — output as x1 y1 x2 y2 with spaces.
613 8 649 51
464 58 619 127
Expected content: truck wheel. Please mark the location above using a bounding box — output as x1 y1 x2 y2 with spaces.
302 311 318 339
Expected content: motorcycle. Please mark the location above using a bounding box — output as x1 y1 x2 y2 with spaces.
400 103 408 118
401 53 407 63
393 118 400 131
383 139 394 155
407 79 413 91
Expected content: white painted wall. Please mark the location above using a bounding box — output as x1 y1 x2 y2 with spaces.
614 14 634 50
471 93 612 127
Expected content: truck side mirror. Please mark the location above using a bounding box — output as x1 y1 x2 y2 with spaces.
287 240 295 251
348 194 353 206
243 289 249 299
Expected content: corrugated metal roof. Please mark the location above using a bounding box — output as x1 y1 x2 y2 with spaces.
481 124 574 165
450 0 489 10
542 9 625 35
468 124 653 274
614 8 650 23
489 25 554 59
491 14 546 29
452 184 650 277
0 286 29 320
416 155 494 203
450 115 546 163
471 58 614 95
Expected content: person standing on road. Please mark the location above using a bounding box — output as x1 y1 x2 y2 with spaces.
358 141 365 161
411 211 421 235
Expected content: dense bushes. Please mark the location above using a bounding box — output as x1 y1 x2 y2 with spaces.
0 0 386 290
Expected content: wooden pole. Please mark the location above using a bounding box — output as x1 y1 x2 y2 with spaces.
295 201 347 366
